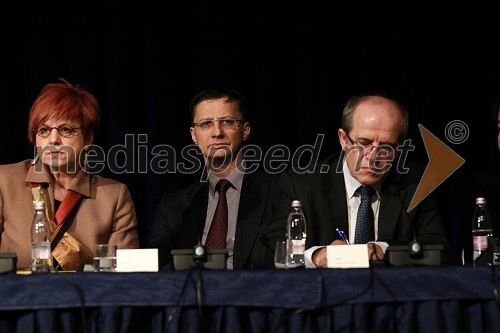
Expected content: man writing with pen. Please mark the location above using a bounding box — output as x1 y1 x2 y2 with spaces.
254 94 450 268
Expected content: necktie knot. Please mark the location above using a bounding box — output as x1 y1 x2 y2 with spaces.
215 179 232 195
359 185 374 201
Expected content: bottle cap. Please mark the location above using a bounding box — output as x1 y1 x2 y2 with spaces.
291 200 301 208
476 197 487 205
34 202 45 210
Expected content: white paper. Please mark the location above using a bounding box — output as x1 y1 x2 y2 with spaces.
115 248 159 272
326 244 369 268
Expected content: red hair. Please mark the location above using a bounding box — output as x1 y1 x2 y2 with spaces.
28 78 100 143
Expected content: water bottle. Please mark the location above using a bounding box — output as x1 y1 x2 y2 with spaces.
472 197 493 266
31 202 53 272
286 200 307 267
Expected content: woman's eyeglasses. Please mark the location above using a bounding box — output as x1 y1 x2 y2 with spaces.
34 124 82 138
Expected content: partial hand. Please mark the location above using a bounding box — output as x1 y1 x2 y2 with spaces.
311 239 347 268
368 243 384 261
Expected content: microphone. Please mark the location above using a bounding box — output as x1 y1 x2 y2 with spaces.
181 195 208 266
408 235 423 257
175 185 228 270
398 194 423 257
192 244 207 265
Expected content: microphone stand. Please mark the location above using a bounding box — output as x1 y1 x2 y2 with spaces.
399 195 423 258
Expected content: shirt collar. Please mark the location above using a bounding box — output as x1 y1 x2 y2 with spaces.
208 161 245 197
25 158 92 197
342 159 381 199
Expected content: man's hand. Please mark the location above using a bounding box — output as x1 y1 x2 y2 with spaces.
311 239 347 268
368 243 384 261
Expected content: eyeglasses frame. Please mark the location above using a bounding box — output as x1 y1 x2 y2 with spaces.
34 124 83 138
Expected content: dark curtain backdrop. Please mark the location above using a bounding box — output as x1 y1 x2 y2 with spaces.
1 1 499 264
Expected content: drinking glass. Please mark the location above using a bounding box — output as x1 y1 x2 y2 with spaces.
490 237 500 265
93 244 117 272
274 240 287 269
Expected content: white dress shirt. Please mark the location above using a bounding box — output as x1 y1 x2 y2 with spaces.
304 160 389 268
202 166 244 270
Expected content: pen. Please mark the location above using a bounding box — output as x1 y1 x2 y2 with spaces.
336 228 350 244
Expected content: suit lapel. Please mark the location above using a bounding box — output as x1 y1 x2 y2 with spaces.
233 173 268 269
378 183 403 241
321 163 349 241
180 183 208 247
193 184 208 238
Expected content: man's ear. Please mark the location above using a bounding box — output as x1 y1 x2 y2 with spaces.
190 127 198 144
242 122 251 141
338 129 348 150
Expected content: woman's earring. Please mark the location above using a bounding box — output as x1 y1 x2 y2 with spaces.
84 151 88 172
80 147 89 172
31 154 39 166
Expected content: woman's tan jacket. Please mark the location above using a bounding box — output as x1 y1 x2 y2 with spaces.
0 160 139 270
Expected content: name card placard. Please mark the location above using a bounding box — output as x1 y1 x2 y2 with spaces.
326 244 369 268
116 248 159 272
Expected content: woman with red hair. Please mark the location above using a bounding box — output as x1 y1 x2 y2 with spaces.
0 78 139 271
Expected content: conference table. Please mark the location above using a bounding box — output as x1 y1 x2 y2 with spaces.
0 266 499 333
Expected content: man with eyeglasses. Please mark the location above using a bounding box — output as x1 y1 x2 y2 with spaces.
148 88 280 270
255 94 449 268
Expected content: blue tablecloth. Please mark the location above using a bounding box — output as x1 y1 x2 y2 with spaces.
0 266 499 333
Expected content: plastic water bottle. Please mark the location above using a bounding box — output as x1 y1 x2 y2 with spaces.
286 200 307 267
31 202 53 272
472 197 493 266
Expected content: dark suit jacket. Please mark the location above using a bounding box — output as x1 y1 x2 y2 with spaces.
254 153 450 267
148 170 280 270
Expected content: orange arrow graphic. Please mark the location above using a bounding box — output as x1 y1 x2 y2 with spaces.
408 124 466 212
